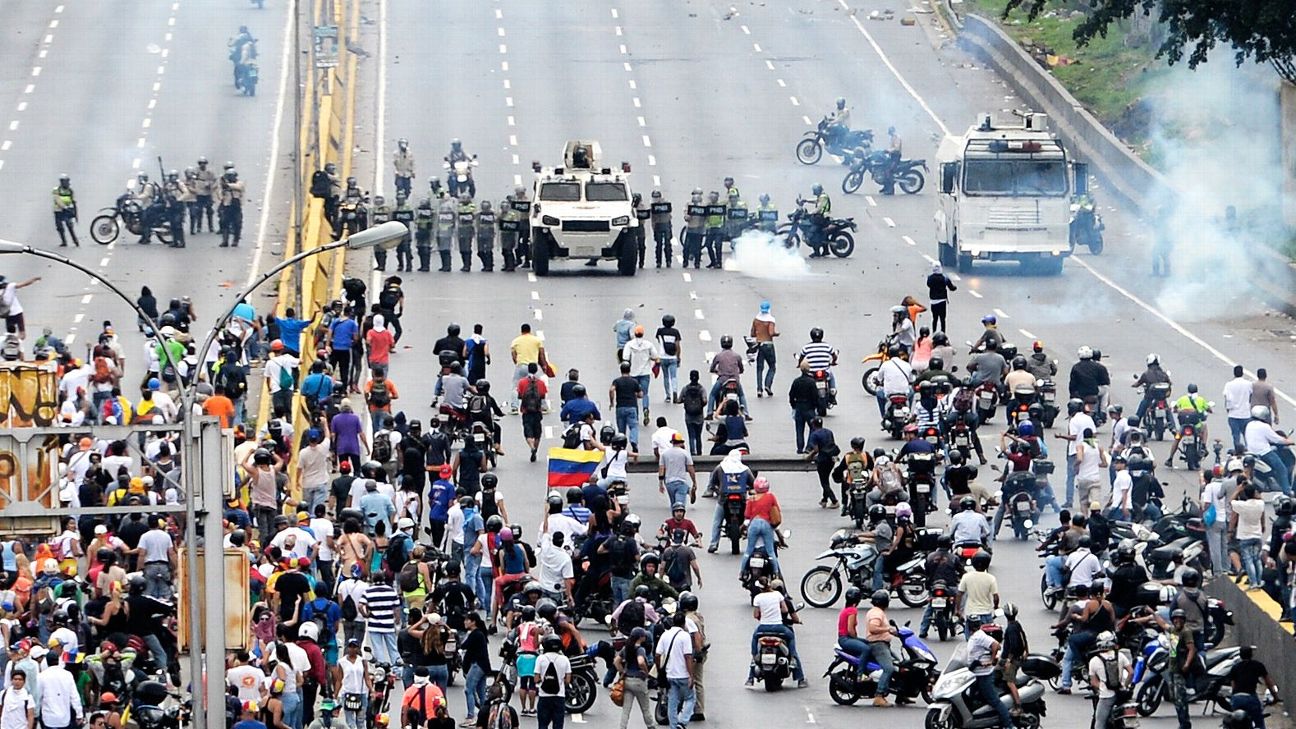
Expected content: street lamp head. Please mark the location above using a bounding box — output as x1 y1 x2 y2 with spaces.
0 239 33 254
344 221 407 251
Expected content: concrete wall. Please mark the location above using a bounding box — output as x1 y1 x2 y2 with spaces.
1206 575 1296 708
1283 83 1296 229
957 14 1296 315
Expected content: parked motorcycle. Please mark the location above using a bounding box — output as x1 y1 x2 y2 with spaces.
926 647 1053 729
1133 636 1239 717
795 116 874 165
825 623 940 704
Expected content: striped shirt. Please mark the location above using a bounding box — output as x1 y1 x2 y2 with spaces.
362 583 402 634
798 342 837 372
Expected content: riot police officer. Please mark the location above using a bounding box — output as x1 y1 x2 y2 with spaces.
414 196 435 272
683 188 706 269
456 194 476 272
369 194 392 270
649 190 672 268
476 200 497 272
632 192 650 268
511 185 532 268
392 138 415 196
192 157 218 233
133 173 161 244
52 174 79 247
723 176 740 199
807 183 831 257
499 194 520 272
182 168 202 235
723 187 748 251
218 169 245 247
435 195 456 272
320 161 341 224
703 191 726 269
163 169 189 248
755 193 778 234
392 192 416 272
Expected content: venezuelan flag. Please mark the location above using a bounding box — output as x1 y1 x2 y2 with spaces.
546 447 603 488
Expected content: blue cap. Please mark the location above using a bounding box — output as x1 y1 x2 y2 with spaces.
147 378 161 391
759 301 771 313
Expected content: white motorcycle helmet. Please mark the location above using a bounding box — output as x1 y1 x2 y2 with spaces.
297 622 319 641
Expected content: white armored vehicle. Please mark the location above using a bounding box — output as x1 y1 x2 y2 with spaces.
529 140 638 276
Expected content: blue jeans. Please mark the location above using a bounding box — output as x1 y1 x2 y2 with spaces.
755 343 775 392
666 677 695 729
427 664 449 693
871 550 887 591
1258 450 1292 495
837 636 869 661
868 640 895 694
465 663 488 719
342 693 368 729
635 374 652 413
710 503 726 549
749 624 805 681
1239 538 1264 586
707 380 748 414
793 407 816 452
1231 693 1265 729
975 673 1015 728
1045 555 1065 589
371 408 391 433
615 405 640 450
369 631 398 667
302 486 327 516
1065 453 1077 506
665 479 691 510
281 688 303 729
1228 417 1249 450
464 553 488 607
661 357 680 399
1207 524 1229 575
1062 630 1095 689
741 518 779 575
612 575 632 606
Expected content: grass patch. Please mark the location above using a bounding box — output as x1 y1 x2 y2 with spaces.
964 0 1160 149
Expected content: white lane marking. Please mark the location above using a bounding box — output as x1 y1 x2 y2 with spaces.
544 425 553 440
0 141 8 151
765 60 775 70
503 79 510 89
148 99 156 109
513 173 522 186
789 96 799 106
969 290 983 298
883 217 896 228
993 308 1010 319
866 196 877 207
1071 257 1296 407
23 84 33 94
527 272 538 282
619 44 627 54
632 97 641 108
495 8 502 19
921 254 938 265
48 19 58 28
509 134 518 146
902 235 916 246
31 67 41 77
689 291 698 300
652 174 661 186
81 294 92 304
838 0 950 136
142 118 151 128
507 115 515 126
131 159 141 169
647 154 656 166
44 34 53 44
505 96 513 107
535 330 545 340
637 116 646 127
694 309 705 320
802 115 812 125
949 273 961 281
611 8 619 17
642 135 651 147
99 257 110 267
161 48 169 58
65 333 75 345
247 0 296 287
623 62 632 71
753 42 762 52
741 25 750 34
74 313 84 323
615 26 622 36
682 272 692 283
699 330 712 342
7 121 16 131
628 79 636 89
531 291 539 300
497 27 505 37
534 309 543 321
38 50 47 59
512 154 519 165
1019 328 1036 339
777 78 786 87
499 44 507 54
153 82 161 92
54 5 63 12
137 138 145 148
501 61 509 71
157 65 165 74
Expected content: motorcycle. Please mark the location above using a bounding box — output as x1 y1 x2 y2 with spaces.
239 61 259 96
948 419 977 463
741 545 779 596
1133 636 1239 717
841 149 927 195
825 623 940 704
926 647 1053 729
444 155 479 198
366 661 394 729
570 558 616 627
846 479 870 529
1175 412 1210 471
795 116 874 165
905 451 940 526
882 394 913 439
721 487 747 555
752 629 798 691
928 582 960 641
1007 488 1038 541
1038 378 1060 428
1069 199 1105 255
564 653 600 713
813 368 836 414
124 681 183 729
1006 385 1043 431
1249 433 1295 494
90 193 174 246
1137 381 1173 441
860 336 901 396
973 382 1000 425
801 533 929 609
779 202 856 258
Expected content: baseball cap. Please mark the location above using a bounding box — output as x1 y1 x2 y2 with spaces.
1089 501 1102 511
397 517 415 530
94 525 108 535
297 512 311 523
339 460 352 472
439 464 454 478
670 431 684 443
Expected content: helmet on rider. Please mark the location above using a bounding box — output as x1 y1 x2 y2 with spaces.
720 335 734 349
1187 383 1198 394
1032 340 1044 353
1067 398 1084 416
981 314 996 325
633 584 651 601
845 586 864 605
611 433 629 449
1077 345 1093 360
868 504 887 523
537 599 558 623
1169 609 1187 622
960 495 977 512
835 97 846 110
850 436 866 450
640 553 661 571
928 356 945 371
753 477 771 494
1146 353 1159 366
1017 421 1035 438
932 331 949 346
1094 631 1117 651
1116 540 1137 564
1002 602 1019 620
970 550 992 571
1012 356 1027 370
811 183 824 196
870 590 890 608
1180 567 1201 589
948 449 965 466
622 513 642 532
679 592 699 612
895 502 913 522
810 327 824 342
1251 405 1273 423
485 515 505 533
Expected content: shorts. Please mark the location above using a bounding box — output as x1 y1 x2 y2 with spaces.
522 411 543 439
519 676 536 691
324 643 339 664
4 313 24 334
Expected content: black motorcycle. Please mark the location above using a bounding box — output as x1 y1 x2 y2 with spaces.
90 194 175 246
1069 199 1105 254
842 150 927 195
779 204 856 258
796 116 874 165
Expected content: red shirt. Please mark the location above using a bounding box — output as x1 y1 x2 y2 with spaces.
745 492 779 522
661 516 700 540
296 639 327 684
366 328 395 365
516 376 549 412
838 605 858 638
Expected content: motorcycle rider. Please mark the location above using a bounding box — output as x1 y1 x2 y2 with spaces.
825 97 851 149
649 190 673 268
392 138 415 196
859 504 895 591
683 189 706 269
632 192 650 268
806 183 832 257
52 174 79 247
444 138 475 197
703 190 725 269
947 496 990 548
1245 406 1292 495
966 338 1008 388
435 195 456 272
970 314 1003 352
747 578 808 689
218 169 245 247
706 335 749 419
192 157 217 232
706 450 754 552
878 126 902 195
1133 353 1173 422
918 536 961 639
1026 340 1057 380
1105 540 1149 617
797 327 839 394
723 188 748 250
874 344 914 419
1164 383 1213 467
455 194 476 272
965 622 1018 728
476 199 497 272
228 26 256 88
1004 356 1036 420
1069 345 1110 405
391 192 415 272
929 331 957 372
414 195 436 272
955 550 998 636
132 172 161 241
861 589 898 706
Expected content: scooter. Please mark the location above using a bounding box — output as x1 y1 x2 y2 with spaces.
926 647 1053 729
814 369 836 414
751 629 798 691
825 623 940 705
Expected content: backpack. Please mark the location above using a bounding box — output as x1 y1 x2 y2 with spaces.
561 424 583 449
616 598 646 635
680 385 705 417
369 380 391 409
540 660 562 695
385 532 412 574
303 597 337 645
952 388 974 413
398 561 421 593
378 287 400 311
663 547 690 588
92 356 114 384
372 431 392 463
340 589 359 621
520 378 542 413
310 170 332 198
277 361 295 391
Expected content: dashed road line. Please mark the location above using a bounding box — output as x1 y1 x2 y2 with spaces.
753 42 762 52
993 308 1010 319
802 115 812 125
693 308 705 320
901 234 915 245
866 196 877 207
968 290 983 298
699 330 712 342
883 217 895 228
789 96 799 106
765 60 775 71
1019 328 1036 339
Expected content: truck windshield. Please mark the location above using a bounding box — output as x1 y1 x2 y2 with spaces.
538 182 581 202
585 182 628 202
963 160 1067 197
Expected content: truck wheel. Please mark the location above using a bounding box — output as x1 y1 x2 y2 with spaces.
617 234 637 275
533 234 551 276
938 242 955 267
1038 255 1064 276
956 251 973 274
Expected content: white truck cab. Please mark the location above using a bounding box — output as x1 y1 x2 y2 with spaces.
529 140 638 276
934 113 1089 275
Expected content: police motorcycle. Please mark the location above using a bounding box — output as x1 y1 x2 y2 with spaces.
444 142 479 198
795 115 874 165
1069 195 1105 255
90 188 174 245
779 198 857 257
841 148 927 195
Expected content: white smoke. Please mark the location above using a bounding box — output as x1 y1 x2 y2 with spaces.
724 229 812 279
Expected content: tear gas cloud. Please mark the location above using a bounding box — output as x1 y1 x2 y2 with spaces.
726 229 812 279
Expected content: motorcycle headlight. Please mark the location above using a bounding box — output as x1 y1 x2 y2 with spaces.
611 216 630 227
932 672 963 696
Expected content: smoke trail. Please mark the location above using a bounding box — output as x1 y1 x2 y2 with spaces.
725 229 812 279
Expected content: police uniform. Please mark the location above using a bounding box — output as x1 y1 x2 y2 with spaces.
435 198 456 272
163 175 190 248
456 198 477 272
703 192 726 268
755 199 778 234
134 178 162 244
218 174 246 247
512 187 532 268
683 193 707 269
370 197 393 270
476 202 497 272
633 195 651 268
192 164 218 232
392 195 416 272
414 198 435 272
650 194 672 268
51 181 79 247
723 192 748 252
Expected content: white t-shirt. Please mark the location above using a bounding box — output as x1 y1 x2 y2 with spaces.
655 626 693 680
622 339 659 377
752 591 784 625
534 652 572 697
1224 377 1254 419
537 540 574 593
0 284 24 316
446 506 465 547
1076 441 1103 481
1068 413 1096 456
138 529 173 564
1065 549 1103 588
1245 420 1285 457
600 449 629 481
339 655 367 694
310 518 336 561
651 427 675 455
879 358 914 396
1087 652 1131 699
226 664 266 704
1109 471 1133 511
0 686 34 729
1200 480 1230 526
543 514 587 550
271 527 318 559
1232 499 1266 541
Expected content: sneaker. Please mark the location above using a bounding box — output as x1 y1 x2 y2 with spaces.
797 679 809 689
707 544 718 554
744 678 754 687
818 499 828 508
1163 458 1174 468
530 448 538 463
757 390 764 398
1056 687 1071 695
